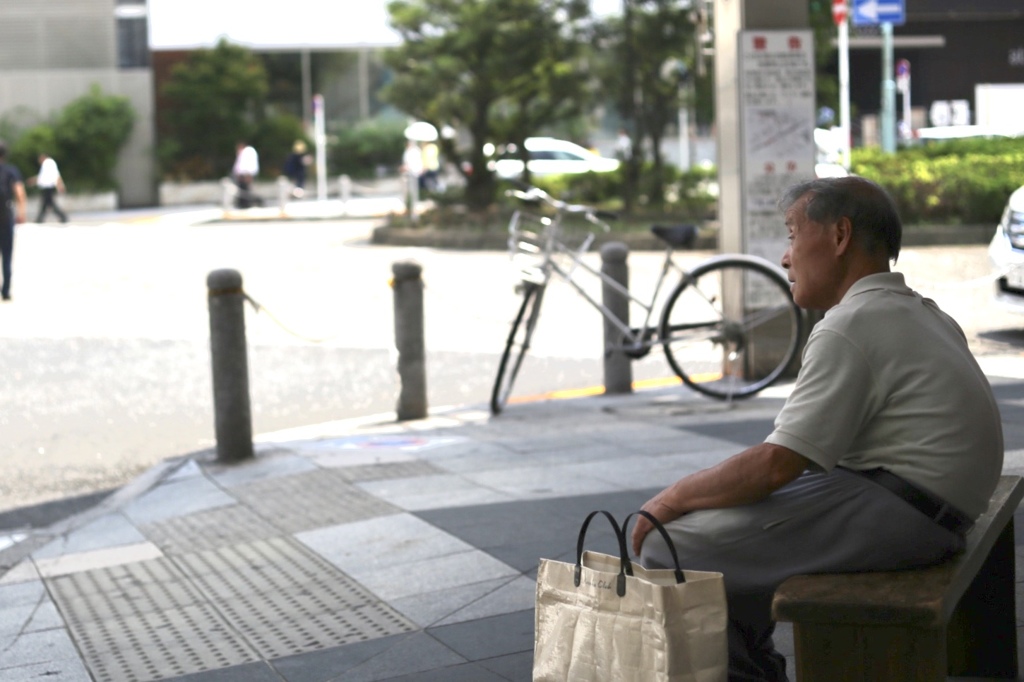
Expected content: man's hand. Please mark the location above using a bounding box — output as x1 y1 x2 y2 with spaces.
631 495 684 555
629 442 809 558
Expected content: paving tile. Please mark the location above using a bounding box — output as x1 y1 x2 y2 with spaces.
121 477 236 526
679 419 777 447
270 632 409 682
274 631 466 682
203 453 319 488
0 627 82 669
231 469 399 533
34 542 163 578
0 580 46 609
32 512 147 559
0 599 63 639
0 657 93 682
479 650 534 681
433 575 537 627
355 474 515 510
0 532 27 553
296 514 474 576
142 504 282 554
416 491 656 573
159 661 285 681
358 550 519 602
463 464 625 499
377 661 510 681
427 609 534 662
309 450 418 468
388 577 517 628
0 561 40 585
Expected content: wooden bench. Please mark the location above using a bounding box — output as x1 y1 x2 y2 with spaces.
772 475 1024 681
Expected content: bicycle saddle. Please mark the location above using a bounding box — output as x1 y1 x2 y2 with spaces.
651 224 698 249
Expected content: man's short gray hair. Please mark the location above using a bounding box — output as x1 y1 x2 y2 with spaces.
779 176 903 262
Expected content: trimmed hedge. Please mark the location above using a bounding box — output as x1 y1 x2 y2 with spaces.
852 138 1024 225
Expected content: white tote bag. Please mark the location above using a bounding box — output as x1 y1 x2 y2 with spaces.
533 510 728 682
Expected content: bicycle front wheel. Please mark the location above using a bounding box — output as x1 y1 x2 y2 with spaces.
491 282 546 415
659 256 802 400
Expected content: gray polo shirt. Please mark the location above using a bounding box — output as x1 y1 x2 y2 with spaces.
766 272 1003 519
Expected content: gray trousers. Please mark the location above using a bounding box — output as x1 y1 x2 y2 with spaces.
639 468 965 682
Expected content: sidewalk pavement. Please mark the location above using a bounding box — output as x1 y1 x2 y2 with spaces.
3 376 1024 682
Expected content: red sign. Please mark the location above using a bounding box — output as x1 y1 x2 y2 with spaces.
832 0 847 25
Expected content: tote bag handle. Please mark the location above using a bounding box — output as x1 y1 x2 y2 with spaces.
624 509 686 584
575 510 633 596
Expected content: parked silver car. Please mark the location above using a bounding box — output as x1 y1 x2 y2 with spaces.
988 184 1024 312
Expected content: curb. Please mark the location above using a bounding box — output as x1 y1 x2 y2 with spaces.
371 223 994 250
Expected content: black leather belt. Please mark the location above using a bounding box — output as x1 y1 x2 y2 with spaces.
841 467 974 535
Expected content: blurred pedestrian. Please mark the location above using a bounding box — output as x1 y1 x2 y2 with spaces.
0 141 27 301
402 139 423 182
420 141 440 192
232 141 261 208
283 140 311 198
30 153 68 223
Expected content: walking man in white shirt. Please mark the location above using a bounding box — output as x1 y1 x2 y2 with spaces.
232 141 261 208
31 153 68 224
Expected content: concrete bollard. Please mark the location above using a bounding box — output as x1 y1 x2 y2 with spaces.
405 172 419 225
339 174 352 216
207 269 254 463
276 176 290 214
392 261 427 420
600 242 633 394
220 177 235 212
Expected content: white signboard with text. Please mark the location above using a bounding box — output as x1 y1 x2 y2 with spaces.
739 30 816 264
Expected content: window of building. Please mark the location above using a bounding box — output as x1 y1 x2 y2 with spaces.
116 3 149 69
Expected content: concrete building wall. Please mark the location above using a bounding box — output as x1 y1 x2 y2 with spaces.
0 0 157 207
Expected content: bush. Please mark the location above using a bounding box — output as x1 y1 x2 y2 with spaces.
328 119 407 178
3 86 134 192
51 86 135 191
853 138 1024 225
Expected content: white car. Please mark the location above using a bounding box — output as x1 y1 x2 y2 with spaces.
988 184 1024 312
490 137 620 179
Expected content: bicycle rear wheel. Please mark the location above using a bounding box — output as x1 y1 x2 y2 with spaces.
491 282 546 414
659 256 802 400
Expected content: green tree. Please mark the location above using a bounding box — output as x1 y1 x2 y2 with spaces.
384 0 595 210
160 38 268 179
594 0 702 209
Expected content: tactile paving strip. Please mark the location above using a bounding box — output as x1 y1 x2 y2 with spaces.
46 538 415 681
47 557 259 681
230 468 401 533
141 504 280 554
172 537 414 659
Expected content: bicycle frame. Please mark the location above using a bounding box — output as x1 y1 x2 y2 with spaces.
537 230 688 353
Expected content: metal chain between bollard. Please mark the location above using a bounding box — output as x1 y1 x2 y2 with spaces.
242 293 345 344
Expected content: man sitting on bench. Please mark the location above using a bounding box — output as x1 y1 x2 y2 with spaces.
631 176 1003 682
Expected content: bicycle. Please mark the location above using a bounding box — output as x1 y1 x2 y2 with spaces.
490 185 804 415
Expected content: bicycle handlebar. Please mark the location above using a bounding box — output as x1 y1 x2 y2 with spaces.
504 184 615 229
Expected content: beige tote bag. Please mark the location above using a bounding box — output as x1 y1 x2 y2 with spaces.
533 510 728 682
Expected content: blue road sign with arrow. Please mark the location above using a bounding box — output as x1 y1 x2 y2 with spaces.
852 0 905 26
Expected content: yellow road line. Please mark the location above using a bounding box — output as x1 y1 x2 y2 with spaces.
508 375 683 405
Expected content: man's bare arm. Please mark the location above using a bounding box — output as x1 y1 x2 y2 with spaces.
13 181 26 223
631 442 810 555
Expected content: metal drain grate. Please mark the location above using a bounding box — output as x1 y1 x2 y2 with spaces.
142 504 280 554
172 537 415 659
47 557 258 682
231 469 400 533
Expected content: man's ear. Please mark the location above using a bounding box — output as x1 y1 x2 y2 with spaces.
833 216 853 255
